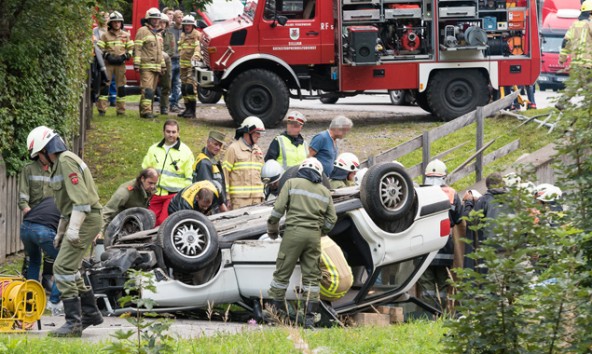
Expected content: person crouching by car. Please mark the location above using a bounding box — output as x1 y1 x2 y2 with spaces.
267 158 337 329
329 153 360 189
167 180 224 216
261 160 284 201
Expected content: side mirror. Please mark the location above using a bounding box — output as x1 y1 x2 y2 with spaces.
271 15 288 28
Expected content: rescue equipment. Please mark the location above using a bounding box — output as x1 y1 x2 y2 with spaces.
0 276 46 332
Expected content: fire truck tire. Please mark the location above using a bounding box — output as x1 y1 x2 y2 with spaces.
105 207 157 247
198 87 223 104
320 95 339 104
226 69 288 127
360 162 414 221
427 70 489 121
159 210 219 272
415 91 432 113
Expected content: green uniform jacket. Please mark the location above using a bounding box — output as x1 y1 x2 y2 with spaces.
50 151 102 218
102 179 151 230
269 177 337 234
329 179 354 190
18 161 53 210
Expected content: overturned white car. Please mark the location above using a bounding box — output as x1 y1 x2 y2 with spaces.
88 163 450 321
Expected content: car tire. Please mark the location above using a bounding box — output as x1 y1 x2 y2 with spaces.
427 69 489 121
226 68 289 128
158 210 219 272
320 95 339 104
104 207 156 247
389 90 406 105
198 87 223 104
360 162 415 221
278 166 332 192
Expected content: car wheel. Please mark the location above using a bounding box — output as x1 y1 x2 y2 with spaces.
278 166 332 192
158 210 219 272
320 95 339 104
427 69 489 121
198 87 223 104
104 207 156 246
389 90 405 105
360 162 415 221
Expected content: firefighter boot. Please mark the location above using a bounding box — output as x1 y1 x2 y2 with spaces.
304 301 319 329
48 297 82 337
181 101 196 118
80 289 104 330
271 299 288 321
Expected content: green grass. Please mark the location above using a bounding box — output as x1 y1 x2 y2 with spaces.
0 320 445 353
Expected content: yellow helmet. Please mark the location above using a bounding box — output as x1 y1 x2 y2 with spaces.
582 0 592 12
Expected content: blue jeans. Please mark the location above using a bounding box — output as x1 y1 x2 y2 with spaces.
109 75 117 105
170 57 181 107
20 221 61 304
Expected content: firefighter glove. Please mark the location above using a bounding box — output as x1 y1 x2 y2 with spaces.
53 218 68 248
267 221 280 240
65 210 87 248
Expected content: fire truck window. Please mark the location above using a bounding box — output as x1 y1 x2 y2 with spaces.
264 0 314 20
264 0 277 20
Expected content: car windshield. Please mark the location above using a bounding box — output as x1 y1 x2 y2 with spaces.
541 35 563 54
243 0 258 19
204 0 247 22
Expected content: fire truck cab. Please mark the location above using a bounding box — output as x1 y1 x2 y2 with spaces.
197 0 540 125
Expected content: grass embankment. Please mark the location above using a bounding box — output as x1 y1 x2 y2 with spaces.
0 320 445 353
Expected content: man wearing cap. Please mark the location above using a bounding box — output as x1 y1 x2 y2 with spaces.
192 131 228 212
265 111 308 169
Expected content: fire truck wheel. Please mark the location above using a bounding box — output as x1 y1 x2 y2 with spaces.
226 69 289 127
198 87 223 104
320 95 339 104
427 69 489 121
360 162 415 221
105 207 156 247
415 91 432 113
159 210 219 272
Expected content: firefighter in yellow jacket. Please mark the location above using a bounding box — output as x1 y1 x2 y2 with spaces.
222 116 265 209
177 15 201 118
97 11 133 116
134 7 166 119
559 0 592 68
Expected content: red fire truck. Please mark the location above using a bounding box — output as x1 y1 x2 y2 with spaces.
196 0 541 125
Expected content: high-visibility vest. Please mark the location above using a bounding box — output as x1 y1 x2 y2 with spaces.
276 135 308 169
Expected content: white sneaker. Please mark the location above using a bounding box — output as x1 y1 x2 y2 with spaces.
46 301 64 316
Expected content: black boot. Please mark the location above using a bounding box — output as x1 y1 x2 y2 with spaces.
48 297 82 337
177 103 189 117
266 299 288 324
181 101 196 118
80 289 103 330
304 301 319 329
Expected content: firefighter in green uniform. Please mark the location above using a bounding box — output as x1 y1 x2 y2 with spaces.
167 180 223 215
27 126 104 337
267 157 337 329
101 168 159 234
329 153 360 189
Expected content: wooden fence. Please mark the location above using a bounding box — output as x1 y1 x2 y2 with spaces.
361 91 521 186
0 74 92 263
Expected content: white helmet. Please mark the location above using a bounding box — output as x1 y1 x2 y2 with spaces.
286 110 306 125
355 167 368 186
518 181 536 194
425 159 447 177
535 184 562 202
299 157 323 177
27 126 57 158
181 15 196 26
469 189 482 199
503 172 522 187
240 116 266 133
145 7 161 20
261 160 284 184
334 152 360 172
108 11 124 24
160 13 169 22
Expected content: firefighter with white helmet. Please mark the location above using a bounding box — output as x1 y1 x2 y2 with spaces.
222 117 266 209
559 0 592 67
96 11 133 116
27 126 104 337
261 160 285 200
134 7 166 118
267 157 337 329
265 110 308 169
329 152 360 189
502 172 521 188
535 184 563 209
158 13 175 115
177 14 201 118
419 159 463 311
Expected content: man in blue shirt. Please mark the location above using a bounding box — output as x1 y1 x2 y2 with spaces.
309 116 353 176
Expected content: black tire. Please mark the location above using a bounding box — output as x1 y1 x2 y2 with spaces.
158 210 219 272
198 87 223 104
389 90 406 105
415 91 432 113
538 84 548 92
104 207 156 246
360 162 414 221
426 69 489 121
278 166 331 192
226 69 289 128
320 95 339 104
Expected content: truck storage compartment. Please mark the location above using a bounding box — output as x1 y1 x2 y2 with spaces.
343 9 380 21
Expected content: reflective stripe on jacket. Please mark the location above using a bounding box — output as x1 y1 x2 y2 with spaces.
222 139 264 200
134 26 165 71
179 29 201 68
277 135 308 169
560 19 592 67
142 139 194 196
97 29 133 56
18 161 53 210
